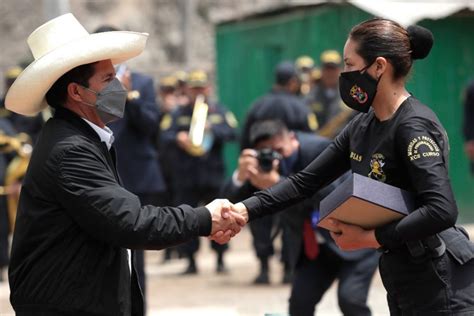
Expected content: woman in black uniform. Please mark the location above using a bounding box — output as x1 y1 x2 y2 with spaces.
230 18 474 315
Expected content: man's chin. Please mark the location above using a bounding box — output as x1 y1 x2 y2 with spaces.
99 112 121 125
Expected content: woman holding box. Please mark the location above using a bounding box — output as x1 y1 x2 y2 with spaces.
230 18 474 315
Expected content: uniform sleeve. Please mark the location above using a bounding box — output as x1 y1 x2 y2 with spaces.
375 118 457 249
56 143 211 250
242 122 352 220
159 110 179 145
125 76 160 136
209 105 238 142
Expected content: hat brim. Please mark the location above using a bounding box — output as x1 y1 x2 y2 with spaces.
5 31 148 116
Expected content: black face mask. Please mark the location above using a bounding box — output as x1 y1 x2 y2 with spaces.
339 65 380 113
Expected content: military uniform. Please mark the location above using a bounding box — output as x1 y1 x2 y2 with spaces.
161 98 237 272
305 84 354 138
0 118 17 280
304 50 354 139
462 80 474 173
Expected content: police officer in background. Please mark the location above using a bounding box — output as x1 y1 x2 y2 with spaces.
463 79 474 174
240 60 317 150
305 50 354 139
161 70 238 274
295 55 315 96
1 66 47 144
156 75 180 263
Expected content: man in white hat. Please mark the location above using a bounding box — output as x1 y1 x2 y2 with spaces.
5 14 244 316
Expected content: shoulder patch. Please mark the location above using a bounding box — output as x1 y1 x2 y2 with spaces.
307 113 319 131
160 114 173 131
407 135 440 161
225 112 238 128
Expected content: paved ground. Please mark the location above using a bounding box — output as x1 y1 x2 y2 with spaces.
1 225 473 316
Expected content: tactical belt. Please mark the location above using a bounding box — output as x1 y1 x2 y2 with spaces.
406 234 446 260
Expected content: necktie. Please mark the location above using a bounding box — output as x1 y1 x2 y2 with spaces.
303 219 319 260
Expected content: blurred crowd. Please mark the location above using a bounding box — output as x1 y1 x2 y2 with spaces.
1 44 473 315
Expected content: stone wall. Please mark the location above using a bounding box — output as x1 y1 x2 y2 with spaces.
0 0 291 95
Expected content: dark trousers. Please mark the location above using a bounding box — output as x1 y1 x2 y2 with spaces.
0 197 9 269
173 187 228 257
249 213 291 267
380 249 474 315
289 244 379 316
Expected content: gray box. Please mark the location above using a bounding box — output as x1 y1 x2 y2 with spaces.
318 173 414 232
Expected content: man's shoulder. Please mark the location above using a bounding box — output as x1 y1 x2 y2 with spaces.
297 132 331 153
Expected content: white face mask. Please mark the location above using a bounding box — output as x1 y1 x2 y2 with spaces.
81 78 128 122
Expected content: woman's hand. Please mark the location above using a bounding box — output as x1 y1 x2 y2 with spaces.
327 219 381 251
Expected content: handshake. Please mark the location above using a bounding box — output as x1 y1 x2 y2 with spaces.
205 199 249 244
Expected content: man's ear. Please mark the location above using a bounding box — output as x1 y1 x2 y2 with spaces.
67 82 85 103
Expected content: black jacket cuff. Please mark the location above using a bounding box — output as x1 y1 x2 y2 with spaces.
242 196 261 222
195 206 212 236
375 220 404 249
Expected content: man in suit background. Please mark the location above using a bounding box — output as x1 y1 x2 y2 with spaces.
95 25 166 312
222 120 379 316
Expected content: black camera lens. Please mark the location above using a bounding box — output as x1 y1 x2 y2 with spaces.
256 148 282 173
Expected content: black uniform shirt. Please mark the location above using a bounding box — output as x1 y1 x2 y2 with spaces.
243 96 457 250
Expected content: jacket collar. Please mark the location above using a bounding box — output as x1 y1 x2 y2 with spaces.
53 106 101 143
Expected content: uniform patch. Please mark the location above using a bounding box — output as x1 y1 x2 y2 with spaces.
160 114 172 130
225 112 238 128
350 151 363 162
177 116 191 126
407 136 440 161
307 113 319 131
209 114 223 125
368 153 386 182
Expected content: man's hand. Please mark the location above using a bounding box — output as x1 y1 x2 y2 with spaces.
206 199 247 244
327 219 381 251
236 149 259 182
176 131 193 151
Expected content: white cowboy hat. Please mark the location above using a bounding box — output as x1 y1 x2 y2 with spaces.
5 13 148 116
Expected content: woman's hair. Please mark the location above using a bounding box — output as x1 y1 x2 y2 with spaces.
349 18 434 80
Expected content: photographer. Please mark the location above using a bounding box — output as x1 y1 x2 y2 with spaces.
222 120 379 315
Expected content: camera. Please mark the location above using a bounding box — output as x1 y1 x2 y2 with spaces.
256 148 282 172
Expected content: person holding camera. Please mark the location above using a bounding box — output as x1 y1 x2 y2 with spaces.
222 120 379 315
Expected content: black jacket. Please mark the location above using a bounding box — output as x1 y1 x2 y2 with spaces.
9 108 211 316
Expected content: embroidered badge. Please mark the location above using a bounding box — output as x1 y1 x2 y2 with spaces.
407 136 440 161
368 153 386 182
350 84 368 104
